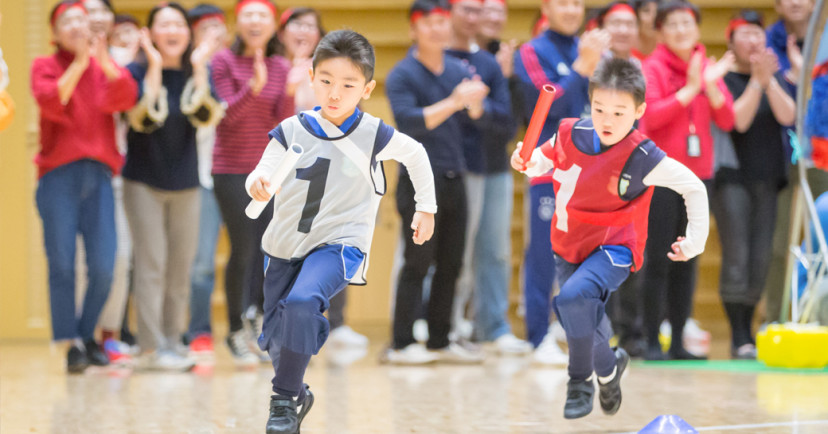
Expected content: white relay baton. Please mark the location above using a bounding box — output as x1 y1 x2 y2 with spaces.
245 143 304 219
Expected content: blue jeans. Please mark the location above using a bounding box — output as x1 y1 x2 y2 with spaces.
523 182 557 347
187 186 222 340
456 172 514 341
36 159 116 341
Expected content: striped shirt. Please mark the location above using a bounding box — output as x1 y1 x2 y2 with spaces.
211 48 295 174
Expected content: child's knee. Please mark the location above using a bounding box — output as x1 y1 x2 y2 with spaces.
283 293 323 321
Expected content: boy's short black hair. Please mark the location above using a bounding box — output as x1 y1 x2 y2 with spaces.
588 58 647 106
188 3 225 23
313 30 376 82
727 9 764 42
409 0 450 21
654 1 700 30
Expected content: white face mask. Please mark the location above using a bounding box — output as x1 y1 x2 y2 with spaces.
109 46 136 67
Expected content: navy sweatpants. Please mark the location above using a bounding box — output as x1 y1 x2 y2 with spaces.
259 244 364 396
552 248 630 381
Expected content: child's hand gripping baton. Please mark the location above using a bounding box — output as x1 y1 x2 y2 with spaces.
519 85 557 169
245 143 304 219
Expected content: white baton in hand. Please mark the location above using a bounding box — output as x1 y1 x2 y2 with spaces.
245 143 304 219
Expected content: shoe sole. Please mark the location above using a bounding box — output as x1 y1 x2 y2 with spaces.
67 364 88 374
297 388 315 433
600 350 630 415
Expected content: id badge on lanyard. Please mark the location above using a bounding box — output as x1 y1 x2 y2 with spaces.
687 123 700 158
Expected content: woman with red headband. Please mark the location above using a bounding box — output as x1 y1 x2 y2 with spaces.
712 10 795 360
123 2 224 372
211 0 297 367
637 0 734 361
31 0 137 373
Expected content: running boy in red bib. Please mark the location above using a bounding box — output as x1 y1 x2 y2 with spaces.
512 57 709 419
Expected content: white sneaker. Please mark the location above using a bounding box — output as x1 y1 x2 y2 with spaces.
450 318 474 342
549 321 567 344
137 350 195 372
533 334 568 366
432 342 485 364
243 311 270 363
384 343 439 365
226 330 259 367
328 325 369 348
493 334 533 355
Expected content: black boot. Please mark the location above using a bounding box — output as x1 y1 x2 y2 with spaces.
598 347 629 415
564 378 594 419
67 344 89 374
84 339 110 366
266 385 314 434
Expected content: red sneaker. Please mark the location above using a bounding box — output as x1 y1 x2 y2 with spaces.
190 334 215 359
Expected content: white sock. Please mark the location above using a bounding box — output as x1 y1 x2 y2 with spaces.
598 366 617 384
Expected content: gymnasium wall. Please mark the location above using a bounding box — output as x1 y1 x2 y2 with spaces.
0 0 777 340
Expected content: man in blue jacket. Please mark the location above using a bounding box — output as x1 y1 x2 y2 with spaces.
513 0 609 364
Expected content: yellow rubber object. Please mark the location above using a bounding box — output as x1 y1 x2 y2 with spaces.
756 323 828 369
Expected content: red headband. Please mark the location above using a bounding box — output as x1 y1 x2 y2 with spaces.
585 18 598 31
193 13 225 29
725 18 750 40
487 0 506 3
235 0 277 18
532 15 549 37
449 0 484 3
279 8 294 28
51 2 86 28
607 4 636 18
410 8 451 25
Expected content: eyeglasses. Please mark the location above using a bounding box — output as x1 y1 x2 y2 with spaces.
286 21 318 33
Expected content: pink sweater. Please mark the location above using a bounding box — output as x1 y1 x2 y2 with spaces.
640 44 734 180
211 48 295 175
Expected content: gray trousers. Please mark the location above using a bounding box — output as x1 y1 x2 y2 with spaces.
123 180 200 352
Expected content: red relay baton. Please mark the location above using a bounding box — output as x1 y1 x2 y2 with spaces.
520 84 557 169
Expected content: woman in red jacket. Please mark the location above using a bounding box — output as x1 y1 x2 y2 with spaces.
30 1 137 373
638 0 734 360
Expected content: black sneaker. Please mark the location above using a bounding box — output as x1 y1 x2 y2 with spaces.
266 385 315 434
564 378 594 419
667 347 707 360
84 339 110 366
67 344 89 374
598 347 630 415
644 344 666 361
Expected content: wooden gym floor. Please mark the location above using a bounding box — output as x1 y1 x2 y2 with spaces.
1 326 827 433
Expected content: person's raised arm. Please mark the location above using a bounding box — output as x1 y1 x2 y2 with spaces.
57 40 90 105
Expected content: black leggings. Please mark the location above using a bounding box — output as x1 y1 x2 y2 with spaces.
640 185 707 351
213 174 272 332
393 172 467 350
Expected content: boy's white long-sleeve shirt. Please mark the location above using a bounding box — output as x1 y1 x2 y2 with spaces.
244 111 436 286
523 145 709 259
